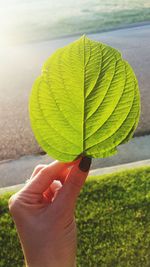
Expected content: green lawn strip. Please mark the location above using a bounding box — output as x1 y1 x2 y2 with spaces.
0 166 150 267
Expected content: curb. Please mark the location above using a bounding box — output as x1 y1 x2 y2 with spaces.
1 159 150 195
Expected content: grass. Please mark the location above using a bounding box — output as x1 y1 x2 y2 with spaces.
0 166 150 266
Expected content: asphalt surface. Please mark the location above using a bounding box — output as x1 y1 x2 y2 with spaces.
0 24 150 160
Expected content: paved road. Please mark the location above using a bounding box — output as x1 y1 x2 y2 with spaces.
0 24 150 160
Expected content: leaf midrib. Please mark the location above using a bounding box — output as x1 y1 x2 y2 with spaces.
83 35 85 153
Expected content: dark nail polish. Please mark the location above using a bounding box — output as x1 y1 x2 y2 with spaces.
79 157 92 172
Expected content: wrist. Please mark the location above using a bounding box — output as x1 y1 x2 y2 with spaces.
26 260 76 267
25 253 76 267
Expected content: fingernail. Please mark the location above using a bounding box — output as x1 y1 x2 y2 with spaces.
79 156 92 172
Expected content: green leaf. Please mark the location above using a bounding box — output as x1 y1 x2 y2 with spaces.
29 35 140 162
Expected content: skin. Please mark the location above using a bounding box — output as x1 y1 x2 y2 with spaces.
9 157 90 267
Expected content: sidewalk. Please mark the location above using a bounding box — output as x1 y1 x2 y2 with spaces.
0 158 150 195
0 134 150 188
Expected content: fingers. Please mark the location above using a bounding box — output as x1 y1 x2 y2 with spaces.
54 157 91 208
51 180 62 193
30 164 48 178
9 158 84 214
22 157 81 195
42 158 81 203
22 161 68 195
58 157 81 184
43 180 62 202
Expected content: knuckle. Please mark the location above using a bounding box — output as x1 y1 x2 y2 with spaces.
34 164 45 173
8 194 20 214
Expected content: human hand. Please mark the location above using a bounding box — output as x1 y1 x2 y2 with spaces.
9 157 91 267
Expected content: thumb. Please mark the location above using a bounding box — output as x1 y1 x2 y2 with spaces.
58 157 92 207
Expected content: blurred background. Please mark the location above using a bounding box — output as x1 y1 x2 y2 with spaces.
0 2 150 267
0 0 150 187
0 0 150 46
